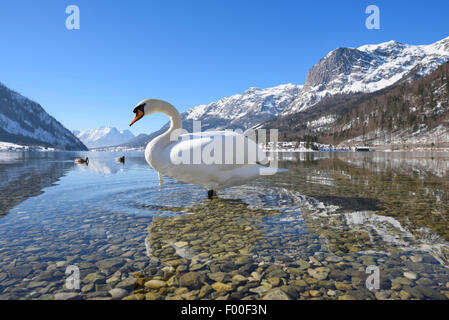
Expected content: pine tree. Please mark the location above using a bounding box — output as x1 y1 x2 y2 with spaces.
446 71 449 94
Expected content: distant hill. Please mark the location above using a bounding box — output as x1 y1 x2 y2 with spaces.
0 82 87 150
73 126 135 149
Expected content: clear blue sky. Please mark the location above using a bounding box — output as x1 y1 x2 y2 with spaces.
0 0 448 135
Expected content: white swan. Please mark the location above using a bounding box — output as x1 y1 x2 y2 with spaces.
129 99 284 198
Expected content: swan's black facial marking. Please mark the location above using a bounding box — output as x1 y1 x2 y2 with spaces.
130 103 146 126
133 103 146 114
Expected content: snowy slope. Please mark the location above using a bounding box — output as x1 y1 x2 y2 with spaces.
183 84 303 129
74 126 135 149
0 82 87 150
283 36 449 114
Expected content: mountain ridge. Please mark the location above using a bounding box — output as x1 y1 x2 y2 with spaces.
282 36 449 114
0 82 87 150
73 126 135 149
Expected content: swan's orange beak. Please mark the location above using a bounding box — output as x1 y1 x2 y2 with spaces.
130 109 144 127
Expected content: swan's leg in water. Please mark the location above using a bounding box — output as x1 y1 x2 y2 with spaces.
208 190 217 199
158 172 164 186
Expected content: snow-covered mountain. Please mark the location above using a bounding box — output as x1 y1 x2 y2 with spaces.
183 84 303 130
73 126 135 149
283 36 449 114
0 82 87 150
113 36 449 150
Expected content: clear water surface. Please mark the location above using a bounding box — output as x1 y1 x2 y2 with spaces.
0 151 448 300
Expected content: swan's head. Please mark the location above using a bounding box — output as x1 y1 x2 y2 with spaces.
129 99 148 127
130 99 174 127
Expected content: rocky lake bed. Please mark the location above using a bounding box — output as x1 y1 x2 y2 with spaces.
0 151 449 300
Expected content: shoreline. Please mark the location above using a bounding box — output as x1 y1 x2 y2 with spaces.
2 140 449 154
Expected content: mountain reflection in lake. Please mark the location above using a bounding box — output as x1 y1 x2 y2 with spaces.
0 151 448 300
0 152 73 216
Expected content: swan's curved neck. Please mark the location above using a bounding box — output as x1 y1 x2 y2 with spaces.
151 101 182 149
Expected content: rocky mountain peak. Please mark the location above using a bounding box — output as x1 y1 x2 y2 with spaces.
283 36 449 114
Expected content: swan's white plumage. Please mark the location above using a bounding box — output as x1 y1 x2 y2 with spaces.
133 99 283 191
153 132 267 190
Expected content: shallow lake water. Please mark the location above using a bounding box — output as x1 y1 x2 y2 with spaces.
0 151 448 300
